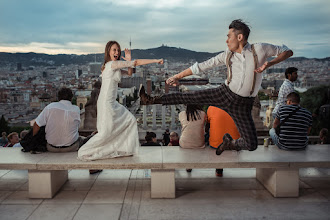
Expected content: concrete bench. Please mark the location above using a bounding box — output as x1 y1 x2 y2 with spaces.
0 145 329 199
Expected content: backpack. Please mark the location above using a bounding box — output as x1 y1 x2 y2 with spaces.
20 126 48 152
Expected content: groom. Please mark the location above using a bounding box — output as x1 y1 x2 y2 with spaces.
139 19 293 155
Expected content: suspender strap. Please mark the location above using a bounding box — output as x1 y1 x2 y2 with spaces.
226 44 258 95
225 51 234 84
279 106 301 127
250 44 258 95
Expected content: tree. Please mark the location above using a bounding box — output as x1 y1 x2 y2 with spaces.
258 91 269 100
0 115 10 134
300 85 330 135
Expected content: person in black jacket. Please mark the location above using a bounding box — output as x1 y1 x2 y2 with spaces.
141 132 160 146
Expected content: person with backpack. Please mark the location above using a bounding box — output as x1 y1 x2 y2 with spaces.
270 92 312 150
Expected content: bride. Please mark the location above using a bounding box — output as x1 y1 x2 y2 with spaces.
78 40 163 161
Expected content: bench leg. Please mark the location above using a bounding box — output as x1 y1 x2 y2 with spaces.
28 170 68 198
151 169 175 198
256 168 299 197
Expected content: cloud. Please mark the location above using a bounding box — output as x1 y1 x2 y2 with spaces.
0 0 329 58
0 42 103 54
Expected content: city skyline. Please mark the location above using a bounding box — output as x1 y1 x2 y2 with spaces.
0 0 329 58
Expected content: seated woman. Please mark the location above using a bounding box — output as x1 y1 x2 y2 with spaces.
141 132 160 146
179 104 206 149
179 105 206 173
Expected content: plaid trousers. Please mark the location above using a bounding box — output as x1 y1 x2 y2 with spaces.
162 84 258 151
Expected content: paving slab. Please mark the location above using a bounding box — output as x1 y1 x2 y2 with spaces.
74 204 122 220
27 204 80 220
1 191 43 205
62 179 95 191
83 190 126 204
91 179 129 191
0 204 38 220
42 190 88 204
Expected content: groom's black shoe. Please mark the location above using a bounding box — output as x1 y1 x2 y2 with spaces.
216 133 240 155
139 84 162 105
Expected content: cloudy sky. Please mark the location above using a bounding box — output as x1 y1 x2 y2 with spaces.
0 0 329 58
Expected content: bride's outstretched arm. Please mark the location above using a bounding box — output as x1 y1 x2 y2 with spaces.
111 55 163 71
134 59 163 66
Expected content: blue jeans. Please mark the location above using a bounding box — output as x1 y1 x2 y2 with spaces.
269 128 280 148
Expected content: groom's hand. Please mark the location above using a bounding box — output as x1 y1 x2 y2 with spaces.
166 76 179 86
254 61 269 73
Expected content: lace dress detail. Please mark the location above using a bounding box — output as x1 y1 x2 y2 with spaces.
78 61 139 161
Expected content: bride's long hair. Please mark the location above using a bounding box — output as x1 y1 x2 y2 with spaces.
101 41 121 71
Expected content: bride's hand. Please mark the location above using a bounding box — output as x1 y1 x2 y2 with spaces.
122 48 132 61
158 59 164 65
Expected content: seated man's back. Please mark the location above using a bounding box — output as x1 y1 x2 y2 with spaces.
276 104 312 150
37 101 80 146
33 87 82 152
270 92 312 150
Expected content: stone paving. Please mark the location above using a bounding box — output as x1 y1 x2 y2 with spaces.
0 168 329 220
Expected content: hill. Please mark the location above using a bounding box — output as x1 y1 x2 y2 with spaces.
0 46 329 67
0 46 220 67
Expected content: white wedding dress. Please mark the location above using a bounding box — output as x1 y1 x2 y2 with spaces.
78 61 139 161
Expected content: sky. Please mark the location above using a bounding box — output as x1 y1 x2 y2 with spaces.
0 0 329 58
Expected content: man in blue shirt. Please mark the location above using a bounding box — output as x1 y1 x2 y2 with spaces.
272 67 298 117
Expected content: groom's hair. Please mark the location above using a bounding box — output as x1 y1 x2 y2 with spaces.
229 19 250 41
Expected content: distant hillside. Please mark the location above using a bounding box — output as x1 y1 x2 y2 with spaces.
130 46 220 63
0 46 328 67
0 46 220 67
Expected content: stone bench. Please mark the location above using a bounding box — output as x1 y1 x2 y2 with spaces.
0 145 329 199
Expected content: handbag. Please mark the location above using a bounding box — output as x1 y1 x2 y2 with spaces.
20 126 47 152
275 106 300 135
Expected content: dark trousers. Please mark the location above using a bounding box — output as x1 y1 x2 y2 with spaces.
162 84 258 151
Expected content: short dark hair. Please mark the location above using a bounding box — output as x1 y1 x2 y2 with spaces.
287 92 300 104
285 67 298 79
145 132 156 142
58 87 73 101
229 19 250 41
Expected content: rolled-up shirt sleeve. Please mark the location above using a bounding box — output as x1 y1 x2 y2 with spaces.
35 106 49 127
189 52 226 75
261 43 291 57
